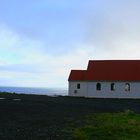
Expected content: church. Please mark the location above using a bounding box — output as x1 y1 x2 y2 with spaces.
68 60 140 98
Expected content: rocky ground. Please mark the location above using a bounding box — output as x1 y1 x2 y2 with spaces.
0 92 140 140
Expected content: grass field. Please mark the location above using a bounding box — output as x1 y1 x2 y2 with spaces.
73 110 140 140
0 92 140 140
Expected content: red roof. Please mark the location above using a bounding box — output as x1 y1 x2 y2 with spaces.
68 70 86 81
68 60 140 81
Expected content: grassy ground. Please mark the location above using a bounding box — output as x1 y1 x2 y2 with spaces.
0 92 140 140
73 110 140 140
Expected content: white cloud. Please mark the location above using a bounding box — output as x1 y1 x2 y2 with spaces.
1 14 140 88
0 25 95 88
85 2 140 60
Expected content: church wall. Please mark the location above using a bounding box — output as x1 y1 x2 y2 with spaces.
69 81 140 98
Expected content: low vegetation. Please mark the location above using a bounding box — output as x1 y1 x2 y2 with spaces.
73 110 140 140
0 92 140 140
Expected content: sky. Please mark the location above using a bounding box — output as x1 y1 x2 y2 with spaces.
0 0 140 88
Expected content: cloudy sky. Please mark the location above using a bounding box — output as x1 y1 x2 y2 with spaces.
0 0 140 88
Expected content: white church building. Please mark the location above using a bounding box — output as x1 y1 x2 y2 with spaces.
68 60 140 98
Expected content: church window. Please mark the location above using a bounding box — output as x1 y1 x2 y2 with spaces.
77 83 80 89
111 83 115 91
125 83 130 91
96 83 101 90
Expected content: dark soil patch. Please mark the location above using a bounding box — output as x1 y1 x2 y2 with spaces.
0 92 140 139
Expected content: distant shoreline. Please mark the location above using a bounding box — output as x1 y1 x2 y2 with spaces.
0 86 68 96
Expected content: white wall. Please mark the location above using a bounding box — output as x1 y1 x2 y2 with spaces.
69 81 140 98
69 81 87 97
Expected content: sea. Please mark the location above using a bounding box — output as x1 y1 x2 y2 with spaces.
0 86 68 96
